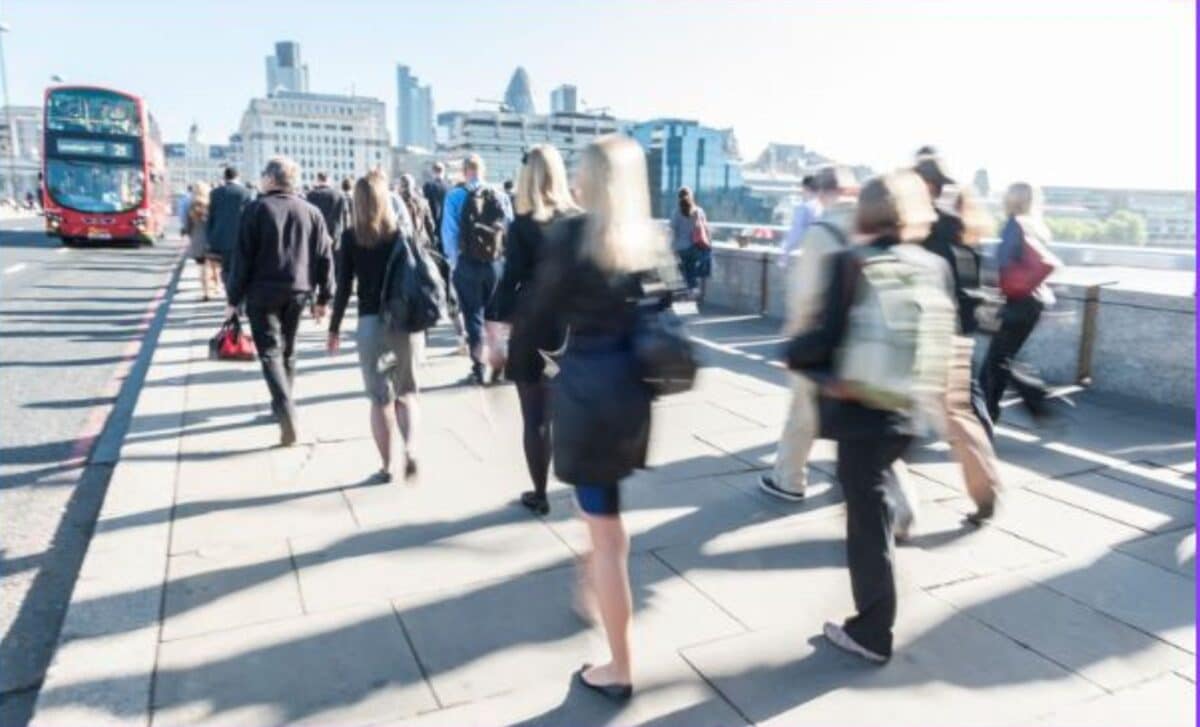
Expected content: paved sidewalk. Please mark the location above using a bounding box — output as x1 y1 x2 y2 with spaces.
31 265 1196 726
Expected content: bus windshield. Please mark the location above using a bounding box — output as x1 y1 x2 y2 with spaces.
45 159 145 213
47 89 142 136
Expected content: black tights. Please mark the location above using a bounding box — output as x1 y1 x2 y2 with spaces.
516 380 552 497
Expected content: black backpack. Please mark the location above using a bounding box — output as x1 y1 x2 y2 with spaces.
458 185 507 262
380 232 446 334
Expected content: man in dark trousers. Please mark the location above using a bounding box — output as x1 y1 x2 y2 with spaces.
422 161 466 354
225 156 335 446
305 171 349 251
207 166 254 285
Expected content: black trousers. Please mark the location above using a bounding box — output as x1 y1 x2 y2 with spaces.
980 296 1047 423
246 290 308 422
516 380 552 497
836 433 912 658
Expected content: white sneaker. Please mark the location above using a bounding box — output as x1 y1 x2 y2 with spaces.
823 621 888 664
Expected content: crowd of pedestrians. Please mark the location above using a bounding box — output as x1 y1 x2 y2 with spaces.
177 136 1064 698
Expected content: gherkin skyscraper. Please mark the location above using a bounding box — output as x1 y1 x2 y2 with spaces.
503 67 536 115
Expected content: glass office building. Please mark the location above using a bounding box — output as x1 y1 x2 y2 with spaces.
628 119 745 219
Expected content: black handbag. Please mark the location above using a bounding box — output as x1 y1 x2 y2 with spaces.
632 283 697 397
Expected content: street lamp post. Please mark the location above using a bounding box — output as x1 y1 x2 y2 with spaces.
0 23 17 203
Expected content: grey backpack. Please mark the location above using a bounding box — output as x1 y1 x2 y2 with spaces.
835 245 955 421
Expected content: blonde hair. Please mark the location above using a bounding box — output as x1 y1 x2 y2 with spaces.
187 182 210 225
1003 181 1042 218
352 169 397 249
856 170 936 242
577 135 663 273
516 144 580 222
956 187 994 245
463 153 485 178
1003 181 1050 241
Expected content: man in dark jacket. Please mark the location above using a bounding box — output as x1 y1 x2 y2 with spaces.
421 161 449 249
225 156 335 446
305 171 349 251
207 166 254 282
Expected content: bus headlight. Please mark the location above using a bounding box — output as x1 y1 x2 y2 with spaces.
133 212 148 230
45 212 61 229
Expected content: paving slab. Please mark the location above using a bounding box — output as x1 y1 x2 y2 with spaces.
1115 528 1196 578
1102 460 1196 502
1027 470 1195 533
31 626 160 727
1024 672 1196 727
162 541 304 642
930 571 1192 690
1017 550 1196 654
542 472 775 555
152 604 437 727
290 508 574 613
941 488 1148 557
392 554 744 706
683 590 1102 727
390 653 747 727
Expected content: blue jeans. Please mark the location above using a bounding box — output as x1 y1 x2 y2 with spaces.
452 257 502 372
676 245 712 290
575 482 620 516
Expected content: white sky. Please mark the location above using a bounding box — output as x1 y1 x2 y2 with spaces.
4 0 1195 190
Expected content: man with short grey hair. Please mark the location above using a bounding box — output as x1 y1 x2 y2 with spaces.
226 156 335 445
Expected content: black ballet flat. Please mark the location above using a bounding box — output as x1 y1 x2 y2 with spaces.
576 664 632 701
520 490 550 516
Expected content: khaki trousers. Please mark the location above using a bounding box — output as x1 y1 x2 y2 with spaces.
773 373 819 493
944 336 1002 508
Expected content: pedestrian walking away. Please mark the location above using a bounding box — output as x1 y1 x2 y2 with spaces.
441 153 514 385
493 144 581 516
225 156 335 447
306 171 350 254
669 186 711 299
760 166 855 503
207 166 255 289
520 135 679 699
980 182 1062 424
786 171 954 664
423 161 467 353
328 169 423 482
777 174 822 268
915 155 1005 524
183 181 221 302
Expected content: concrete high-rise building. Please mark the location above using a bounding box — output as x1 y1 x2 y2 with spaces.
396 64 435 150
265 41 309 96
0 105 42 200
438 109 624 186
503 67 536 115
164 123 235 194
550 85 578 115
238 90 390 188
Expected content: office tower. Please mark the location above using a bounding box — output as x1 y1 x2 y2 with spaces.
265 41 309 96
550 85 578 115
396 64 435 149
503 67 536 115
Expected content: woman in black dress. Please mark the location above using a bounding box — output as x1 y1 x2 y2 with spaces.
519 135 676 699
494 144 580 515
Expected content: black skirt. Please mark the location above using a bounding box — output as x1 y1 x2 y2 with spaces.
552 337 652 485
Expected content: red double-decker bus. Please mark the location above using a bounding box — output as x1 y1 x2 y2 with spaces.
41 86 169 245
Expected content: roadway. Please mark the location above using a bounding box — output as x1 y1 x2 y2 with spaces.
0 215 184 726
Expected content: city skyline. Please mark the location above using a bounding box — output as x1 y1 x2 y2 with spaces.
1 0 1194 190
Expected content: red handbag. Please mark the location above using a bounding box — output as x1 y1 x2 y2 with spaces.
209 315 257 361
999 232 1053 300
